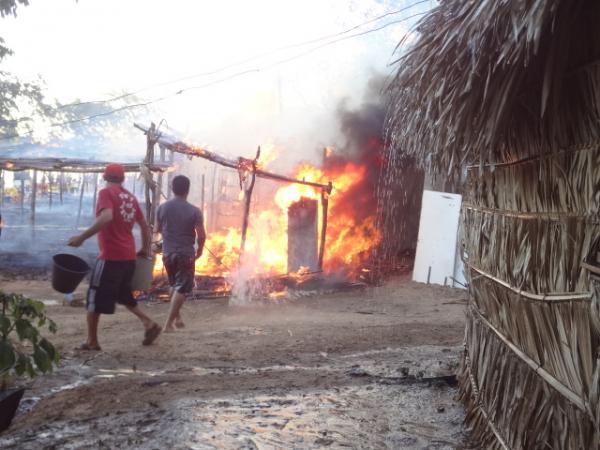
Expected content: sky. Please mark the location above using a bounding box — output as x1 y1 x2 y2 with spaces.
0 0 432 163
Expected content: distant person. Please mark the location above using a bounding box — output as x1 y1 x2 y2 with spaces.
155 175 206 332
68 164 161 350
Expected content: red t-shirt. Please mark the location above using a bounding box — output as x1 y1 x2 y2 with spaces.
96 184 143 261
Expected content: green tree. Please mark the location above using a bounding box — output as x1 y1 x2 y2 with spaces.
0 1 58 141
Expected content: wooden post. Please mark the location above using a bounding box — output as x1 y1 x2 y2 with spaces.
239 148 260 258
132 173 136 196
154 144 166 224
209 164 217 232
92 173 99 213
30 170 37 225
20 178 25 214
59 172 64 205
48 172 53 209
144 123 156 224
76 175 85 227
317 183 332 271
167 150 175 199
201 174 205 217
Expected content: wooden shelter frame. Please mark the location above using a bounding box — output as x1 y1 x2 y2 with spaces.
0 156 172 226
134 122 333 271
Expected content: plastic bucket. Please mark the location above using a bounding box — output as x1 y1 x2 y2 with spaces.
52 253 91 294
131 255 155 291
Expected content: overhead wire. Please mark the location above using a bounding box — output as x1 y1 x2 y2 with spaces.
0 7 427 141
52 0 430 111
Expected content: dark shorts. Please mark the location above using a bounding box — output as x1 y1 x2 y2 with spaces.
163 253 195 294
86 260 137 314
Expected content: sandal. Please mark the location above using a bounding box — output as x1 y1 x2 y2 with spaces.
142 324 161 346
78 342 102 351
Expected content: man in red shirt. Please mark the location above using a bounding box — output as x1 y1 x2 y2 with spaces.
68 164 161 350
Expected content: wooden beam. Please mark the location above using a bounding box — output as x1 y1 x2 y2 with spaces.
134 123 332 193
0 157 171 173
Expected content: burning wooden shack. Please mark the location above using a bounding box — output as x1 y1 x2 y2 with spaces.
135 122 381 300
385 1 600 448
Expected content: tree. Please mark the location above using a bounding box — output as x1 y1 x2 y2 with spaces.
0 1 58 141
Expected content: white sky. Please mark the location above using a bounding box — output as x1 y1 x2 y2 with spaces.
1 0 431 162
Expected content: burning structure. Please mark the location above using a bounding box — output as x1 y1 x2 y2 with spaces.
386 0 600 448
134 122 384 300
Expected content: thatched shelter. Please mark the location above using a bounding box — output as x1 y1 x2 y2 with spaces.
384 0 600 448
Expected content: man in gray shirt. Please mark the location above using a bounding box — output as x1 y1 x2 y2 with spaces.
155 175 206 332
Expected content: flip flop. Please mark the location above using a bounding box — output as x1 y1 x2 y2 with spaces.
78 342 102 351
142 324 161 346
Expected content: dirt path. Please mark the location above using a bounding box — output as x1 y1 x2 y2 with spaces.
0 276 468 449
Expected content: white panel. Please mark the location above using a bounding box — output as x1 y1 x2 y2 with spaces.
413 190 462 286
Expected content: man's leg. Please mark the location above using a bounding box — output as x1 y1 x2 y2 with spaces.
164 291 186 332
125 304 157 330
86 312 101 348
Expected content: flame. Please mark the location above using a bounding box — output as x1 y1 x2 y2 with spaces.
153 156 381 282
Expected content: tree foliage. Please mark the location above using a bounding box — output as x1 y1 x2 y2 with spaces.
0 291 59 389
0 0 29 18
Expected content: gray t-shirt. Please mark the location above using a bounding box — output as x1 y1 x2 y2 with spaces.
157 198 203 257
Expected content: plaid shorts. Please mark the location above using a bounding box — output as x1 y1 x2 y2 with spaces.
163 253 195 294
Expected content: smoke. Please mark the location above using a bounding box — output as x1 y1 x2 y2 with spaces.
327 73 388 222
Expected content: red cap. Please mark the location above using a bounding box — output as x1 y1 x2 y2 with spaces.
103 163 125 180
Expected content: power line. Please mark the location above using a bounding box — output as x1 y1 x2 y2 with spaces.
0 10 426 141
7 0 430 120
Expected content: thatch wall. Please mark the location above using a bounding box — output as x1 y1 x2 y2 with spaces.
384 0 600 448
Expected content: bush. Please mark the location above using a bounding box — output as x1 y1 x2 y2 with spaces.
0 291 59 389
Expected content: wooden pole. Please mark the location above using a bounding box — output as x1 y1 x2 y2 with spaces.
134 123 331 192
48 172 53 209
76 175 85 227
240 148 260 258
317 183 332 271
144 123 156 224
59 172 64 205
201 174 205 217
154 144 166 224
20 178 25 215
92 173 99 213
132 173 136 196
30 170 37 225
167 150 175 199
209 164 217 232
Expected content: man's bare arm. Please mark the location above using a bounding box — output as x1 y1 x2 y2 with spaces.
68 209 113 247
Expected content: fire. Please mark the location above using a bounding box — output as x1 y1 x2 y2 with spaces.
153 155 381 282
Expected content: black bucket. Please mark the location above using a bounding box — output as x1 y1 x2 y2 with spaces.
52 254 91 294
0 388 24 432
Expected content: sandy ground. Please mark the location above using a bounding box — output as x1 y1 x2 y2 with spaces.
0 275 468 449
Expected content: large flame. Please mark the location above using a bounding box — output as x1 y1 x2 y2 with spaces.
153 153 381 281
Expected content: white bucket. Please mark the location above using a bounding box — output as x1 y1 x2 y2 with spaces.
131 255 155 290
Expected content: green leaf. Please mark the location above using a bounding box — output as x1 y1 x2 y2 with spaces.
0 315 10 335
25 359 36 378
14 352 28 376
15 318 38 342
32 345 51 373
0 340 16 372
39 338 59 365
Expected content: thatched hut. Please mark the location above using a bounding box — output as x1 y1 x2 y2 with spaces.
384 1 600 448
